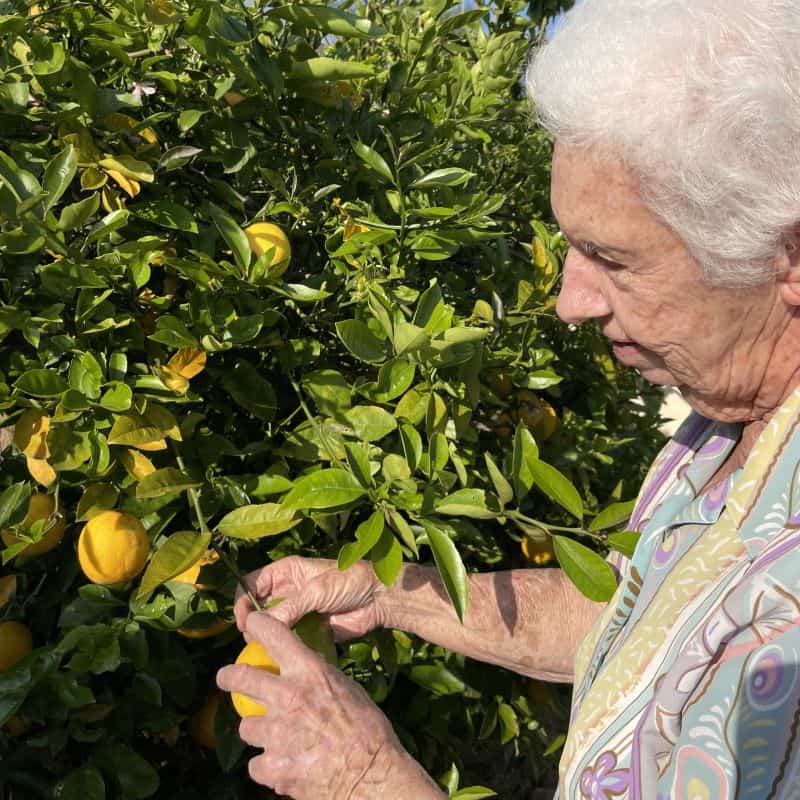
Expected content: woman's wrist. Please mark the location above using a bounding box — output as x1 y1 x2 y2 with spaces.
374 563 448 635
350 739 446 800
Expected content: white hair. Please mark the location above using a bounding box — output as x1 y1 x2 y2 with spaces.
525 0 800 288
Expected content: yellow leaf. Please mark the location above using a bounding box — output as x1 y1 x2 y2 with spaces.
13 410 51 459
80 167 108 191
223 91 248 107
60 127 103 165
119 448 156 480
145 0 181 25
167 347 207 380
104 112 158 146
137 438 168 452
26 456 56 487
343 215 370 241
532 236 548 268
154 365 189 395
106 169 141 198
101 186 124 213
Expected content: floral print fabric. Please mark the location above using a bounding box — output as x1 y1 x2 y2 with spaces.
556 385 800 799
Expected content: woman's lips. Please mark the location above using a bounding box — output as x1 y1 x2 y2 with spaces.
611 341 642 361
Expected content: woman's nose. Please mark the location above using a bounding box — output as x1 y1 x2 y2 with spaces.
555 250 612 325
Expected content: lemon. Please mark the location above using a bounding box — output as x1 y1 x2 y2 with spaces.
190 693 220 749
1 492 65 557
0 621 32 671
243 222 291 277
521 535 556 566
77 510 150 585
173 550 220 588
516 390 559 442
231 640 280 717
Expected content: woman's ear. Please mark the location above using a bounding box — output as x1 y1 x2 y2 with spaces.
777 232 800 306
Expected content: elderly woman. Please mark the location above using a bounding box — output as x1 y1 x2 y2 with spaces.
217 1 800 797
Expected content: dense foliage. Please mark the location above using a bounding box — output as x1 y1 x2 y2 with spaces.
0 0 666 796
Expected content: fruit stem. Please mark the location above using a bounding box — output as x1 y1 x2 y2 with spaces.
169 441 264 612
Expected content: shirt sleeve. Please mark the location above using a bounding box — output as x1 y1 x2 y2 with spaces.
656 623 800 799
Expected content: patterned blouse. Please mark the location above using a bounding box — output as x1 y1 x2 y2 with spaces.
556 386 800 799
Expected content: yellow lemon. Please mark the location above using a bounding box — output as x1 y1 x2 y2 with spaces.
1 492 66 557
243 222 291 277
521 535 556 566
77 511 150 585
231 640 280 717
190 693 220 749
0 621 32 671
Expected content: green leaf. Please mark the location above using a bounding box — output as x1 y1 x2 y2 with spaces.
338 510 384 570
291 57 376 81
148 316 199 349
399 424 423 473
419 520 469 622
107 413 164 449
589 499 636 532
344 441 372 488
130 200 198 233
282 468 366 511
530 460 583 519
84 209 130 246
484 453 513 507
217 503 301 540
335 320 386 364
57 192 100 231
136 531 211 601
552 536 618 602
61 765 106 800
435 489 497 519
76 484 119 522
303 369 351 416
393 322 430 356
98 382 132 412
451 787 498 800
43 145 78 212
414 282 453 335
0 483 30 529
352 141 394 183
69 352 103 400
158 144 203 170
410 167 475 189
222 360 277 420
365 360 415 403
498 702 520 744
386 508 419 558
15 368 68 398
95 743 159 799
208 202 251 273
607 530 641 559
136 468 203 499
97 156 154 183
268 5 386 38
345 405 397 442
511 425 539 500
370 527 402 586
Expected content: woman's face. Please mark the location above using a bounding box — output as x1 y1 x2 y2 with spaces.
550 144 794 422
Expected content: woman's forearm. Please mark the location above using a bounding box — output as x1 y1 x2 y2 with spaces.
378 565 604 682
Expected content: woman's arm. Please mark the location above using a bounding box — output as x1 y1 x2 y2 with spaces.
379 565 605 682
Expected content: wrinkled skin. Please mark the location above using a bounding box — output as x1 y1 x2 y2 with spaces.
219 562 444 800
233 556 386 638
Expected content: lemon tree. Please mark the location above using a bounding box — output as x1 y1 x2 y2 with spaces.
0 0 666 796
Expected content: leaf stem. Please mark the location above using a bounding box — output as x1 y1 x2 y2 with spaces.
168 441 263 611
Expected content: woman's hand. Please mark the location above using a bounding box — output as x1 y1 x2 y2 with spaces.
233 555 387 640
216 612 445 800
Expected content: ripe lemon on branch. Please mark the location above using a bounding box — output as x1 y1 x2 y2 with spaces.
243 222 291 277
77 511 150 585
231 640 280 717
0 621 32 671
1 492 65 557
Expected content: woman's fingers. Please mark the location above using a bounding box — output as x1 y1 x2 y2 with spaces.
216 662 282 704
244 611 326 677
